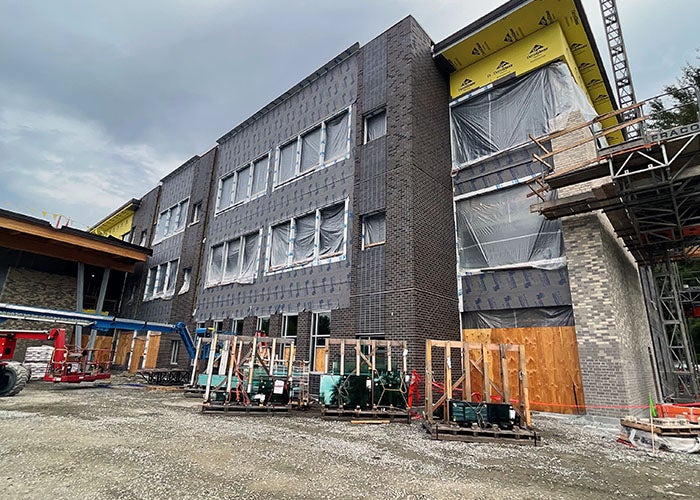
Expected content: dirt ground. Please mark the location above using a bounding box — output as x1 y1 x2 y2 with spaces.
1 379 698 500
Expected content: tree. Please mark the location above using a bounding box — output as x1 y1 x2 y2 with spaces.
649 62 700 130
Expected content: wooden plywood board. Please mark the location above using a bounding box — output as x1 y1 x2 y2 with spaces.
144 333 161 369
462 327 585 414
114 332 133 366
129 338 145 373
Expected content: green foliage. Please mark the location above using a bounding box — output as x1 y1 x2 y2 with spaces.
649 62 700 130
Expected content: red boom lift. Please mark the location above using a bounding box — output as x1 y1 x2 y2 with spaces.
0 327 112 396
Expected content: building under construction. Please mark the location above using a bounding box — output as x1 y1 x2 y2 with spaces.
59 0 700 415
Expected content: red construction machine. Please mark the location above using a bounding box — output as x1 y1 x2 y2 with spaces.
0 327 112 396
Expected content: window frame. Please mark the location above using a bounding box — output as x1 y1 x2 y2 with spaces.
215 153 270 214
153 198 190 244
364 108 387 144
190 202 202 225
310 311 331 373
143 259 179 301
256 316 270 335
170 340 181 365
282 314 298 340
361 212 386 250
265 199 349 274
273 107 352 188
205 229 263 287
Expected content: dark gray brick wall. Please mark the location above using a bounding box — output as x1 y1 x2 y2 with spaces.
196 54 357 323
564 213 656 417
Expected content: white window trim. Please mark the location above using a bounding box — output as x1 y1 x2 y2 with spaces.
205 229 263 288
361 212 386 250
143 259 179 301
189 202 202 226
363 108 387 144
215 153 270 215
232 318 244 335
282 314 298 339
170 340 181 365
256 316 270 333
153 198 190 245
265 198 349 275
273 106 352 189
310 311 331 373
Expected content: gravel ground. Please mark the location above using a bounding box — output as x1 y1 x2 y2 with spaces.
1 378 698 499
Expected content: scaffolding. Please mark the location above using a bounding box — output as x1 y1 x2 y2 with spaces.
526 87 700 401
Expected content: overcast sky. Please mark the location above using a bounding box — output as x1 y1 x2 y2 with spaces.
1 0 697 229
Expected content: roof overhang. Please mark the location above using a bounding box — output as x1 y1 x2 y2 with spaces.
89 198 140 234
433 0 621 143
1 209 151 273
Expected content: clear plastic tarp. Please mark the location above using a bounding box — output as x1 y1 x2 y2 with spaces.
234 167 250 204
364 212 386 246
239 233 259 283
270 223 290 268
455 183 564 273
451 61 596 165
301 126 321 172
175 201 188 231
219 175 234 210
293 214 316 264
366 111 386 142
278 142 297 184
166 260 178 293
462 306 574 329
325 112 348 161
223 238 240 280
252 157 268 195
320 204 345 257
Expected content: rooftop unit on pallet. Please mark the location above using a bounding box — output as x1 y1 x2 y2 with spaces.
198 333 306 414
318 338 411 423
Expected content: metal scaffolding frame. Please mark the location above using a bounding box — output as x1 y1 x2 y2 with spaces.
525 89 700 401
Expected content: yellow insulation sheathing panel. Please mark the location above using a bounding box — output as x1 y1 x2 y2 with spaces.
442 0 621 144
450 22 581 97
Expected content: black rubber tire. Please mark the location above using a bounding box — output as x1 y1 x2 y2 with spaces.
7 365 27 396
24 365 33 383
0 364 19 396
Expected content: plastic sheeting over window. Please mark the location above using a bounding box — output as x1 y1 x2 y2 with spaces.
451 61 596 165
223 239 240 280
240 233 259 282
252 157 268 195
363 212 386 247
293 214 316 264
319 204 345 257
455 183 564 273
325 112 348 161
234 167 250 205
462 306 574 329
278 142 297 184
365 110 386 142
219 176 234 210
301 126 321 172
271 223 290 269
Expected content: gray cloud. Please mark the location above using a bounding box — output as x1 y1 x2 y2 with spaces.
0 0 695 228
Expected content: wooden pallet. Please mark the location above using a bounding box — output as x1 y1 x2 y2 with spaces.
201 402 291 415
621 417 700 437
423 420 540 445
321 407 411 423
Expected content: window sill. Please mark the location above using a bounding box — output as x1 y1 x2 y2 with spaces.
265 253 346 276
152 228 185 246
204 275 257 289
143 292 176 302
363 241 385 250
215 192 266 216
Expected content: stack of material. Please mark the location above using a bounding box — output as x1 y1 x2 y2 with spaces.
23 346 54 380
620 416 700 454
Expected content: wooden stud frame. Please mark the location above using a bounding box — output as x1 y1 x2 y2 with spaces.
424 339 531 427
322 339 407 376
199 334 297 405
